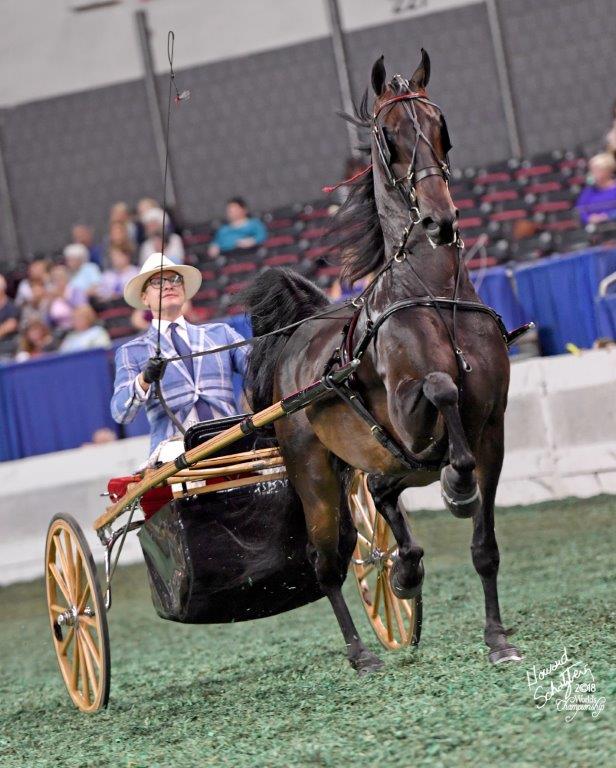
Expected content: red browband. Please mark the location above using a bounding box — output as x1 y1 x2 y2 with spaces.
373 92 425 118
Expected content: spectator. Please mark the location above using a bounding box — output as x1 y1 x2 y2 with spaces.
328 273 374 301
15 258 51 307
72 224 103 267
96 246 139 301
64 243 102 295
106 220 136 263
15 319 55 362
109 201 138 246
576 153 616 226
59 304 111 353
208 197 267 257
48 264 86 331
137 197 160 221
139 208 185 265
0 274 20 343
82 427 118 446
19 279 51 328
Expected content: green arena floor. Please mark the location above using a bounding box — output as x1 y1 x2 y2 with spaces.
1 495 614 767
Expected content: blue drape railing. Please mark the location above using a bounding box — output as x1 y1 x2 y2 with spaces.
1 252 614 461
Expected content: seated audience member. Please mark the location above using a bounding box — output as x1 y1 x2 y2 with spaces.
48 264 86 331
64 243 102 295
328 273 373 301
15 319 55 362
576 153 616 226
208 197 267 257
72 223 103 267
105 220 136 264
59 305 111 353
139 208 185 265
19 279 51 328
97 246 139 301
82 427 118 447
0 274 19 342
109 201 138 246
136 197 175 244
15 258 51 307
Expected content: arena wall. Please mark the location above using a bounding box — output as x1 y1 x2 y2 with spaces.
1 348 614 586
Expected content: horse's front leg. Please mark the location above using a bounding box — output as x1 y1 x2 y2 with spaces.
473 414 523 664
367 474 425 599
421 371 482 518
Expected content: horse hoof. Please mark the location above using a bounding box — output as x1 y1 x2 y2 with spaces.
489 646 524 665
352 650 385 676
440 465 482 519
390 559 424 600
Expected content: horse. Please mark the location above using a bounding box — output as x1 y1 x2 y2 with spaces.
244 51 522 674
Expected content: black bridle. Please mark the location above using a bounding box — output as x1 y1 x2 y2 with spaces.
371 74 454 239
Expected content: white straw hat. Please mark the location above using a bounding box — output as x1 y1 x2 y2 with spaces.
123 253 202 309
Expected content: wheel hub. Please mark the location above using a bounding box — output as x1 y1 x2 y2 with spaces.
56 605 94 628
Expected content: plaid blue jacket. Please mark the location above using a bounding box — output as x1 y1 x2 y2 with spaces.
111 321 247 453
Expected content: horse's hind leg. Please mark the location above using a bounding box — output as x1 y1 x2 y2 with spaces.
422 371 481 518
281 426 383 675
473 414 522 664
367 475 424 599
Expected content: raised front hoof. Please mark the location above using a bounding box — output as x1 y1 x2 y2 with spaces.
440 465 482 519
489 646 524 665
351 650 385 676
390 559 424 600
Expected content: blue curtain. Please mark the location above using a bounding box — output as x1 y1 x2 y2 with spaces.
513 248 616 355
470 267 529 331
0 349 117 461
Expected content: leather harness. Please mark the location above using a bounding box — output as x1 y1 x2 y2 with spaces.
317 76 532 472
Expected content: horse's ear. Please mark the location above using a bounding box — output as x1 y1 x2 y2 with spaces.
410 48 431 90
371 55 387 96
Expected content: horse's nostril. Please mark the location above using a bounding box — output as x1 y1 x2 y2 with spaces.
422 216 439 234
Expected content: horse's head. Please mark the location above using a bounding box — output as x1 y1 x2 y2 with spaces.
371 51 458 247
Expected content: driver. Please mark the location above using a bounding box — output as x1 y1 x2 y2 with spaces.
111 253 247 455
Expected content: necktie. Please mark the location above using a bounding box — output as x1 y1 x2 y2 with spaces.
168 322 213 422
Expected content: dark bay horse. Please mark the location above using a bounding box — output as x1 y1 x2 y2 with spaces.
245 52 522 673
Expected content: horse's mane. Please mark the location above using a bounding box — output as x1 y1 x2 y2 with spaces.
331 90 385 284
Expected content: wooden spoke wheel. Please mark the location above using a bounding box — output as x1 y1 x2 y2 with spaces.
45 514 110 712
348 472 422 650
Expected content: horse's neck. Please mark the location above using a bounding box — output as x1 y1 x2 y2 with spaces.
375 184 475 303
379 227 467 302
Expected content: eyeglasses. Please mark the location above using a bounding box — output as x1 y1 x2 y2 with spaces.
146 273 184 289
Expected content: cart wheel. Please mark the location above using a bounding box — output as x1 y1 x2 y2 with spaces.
348 472 422 650
45 514 110 712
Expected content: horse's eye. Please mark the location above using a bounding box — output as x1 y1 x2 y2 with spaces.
440 117 452 155
382 126 397 160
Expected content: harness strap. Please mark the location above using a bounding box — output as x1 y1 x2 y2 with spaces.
352 297 510 361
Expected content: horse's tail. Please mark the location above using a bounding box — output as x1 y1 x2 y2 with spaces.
243 268 329 411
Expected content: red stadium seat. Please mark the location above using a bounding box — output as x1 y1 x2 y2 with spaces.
264 253 299 267
264 234 295 249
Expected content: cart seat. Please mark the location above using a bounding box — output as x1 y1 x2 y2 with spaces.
184 412 277 455
107 476 172 519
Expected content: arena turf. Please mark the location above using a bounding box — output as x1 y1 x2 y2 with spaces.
1 495 614 767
